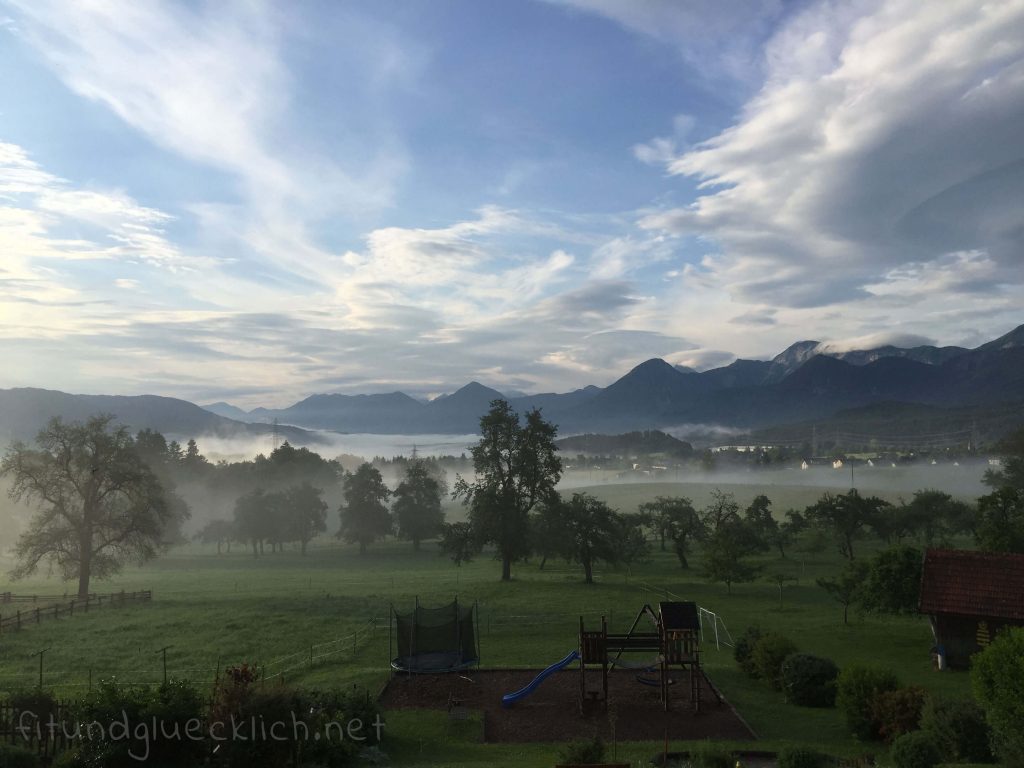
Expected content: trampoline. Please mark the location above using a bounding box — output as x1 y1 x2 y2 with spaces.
390 598 480 674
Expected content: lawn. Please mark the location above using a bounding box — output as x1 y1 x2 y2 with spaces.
0 480 979 766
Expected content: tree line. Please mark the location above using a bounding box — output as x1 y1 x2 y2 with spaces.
2 404 1022 598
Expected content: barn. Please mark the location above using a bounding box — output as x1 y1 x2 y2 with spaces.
918 548 1024 669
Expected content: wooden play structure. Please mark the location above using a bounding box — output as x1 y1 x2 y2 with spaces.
578 601 720 713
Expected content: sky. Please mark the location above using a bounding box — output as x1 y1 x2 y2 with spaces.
1 0 1023 407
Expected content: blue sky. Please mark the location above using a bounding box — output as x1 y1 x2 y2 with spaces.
1 0 1022 406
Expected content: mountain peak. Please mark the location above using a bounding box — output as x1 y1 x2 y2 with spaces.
978 323 1024 352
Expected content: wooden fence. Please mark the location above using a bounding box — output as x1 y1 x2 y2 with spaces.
0 591 152 635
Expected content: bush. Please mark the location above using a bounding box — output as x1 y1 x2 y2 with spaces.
0 744 41 768
835 665 900 741
688 741 732 768
780 654 839 707
871 686 926 744
919 697 993 763
558 736 605 764
776 746 829 768
890 731 942 768
734 626 763 678
751 633 798 689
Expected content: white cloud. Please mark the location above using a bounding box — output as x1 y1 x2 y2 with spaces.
639 0 1024 333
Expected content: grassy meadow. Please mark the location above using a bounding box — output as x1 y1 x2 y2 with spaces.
0 480 977 766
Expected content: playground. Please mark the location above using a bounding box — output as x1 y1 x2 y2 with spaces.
380 667 754 743
382 597 756 743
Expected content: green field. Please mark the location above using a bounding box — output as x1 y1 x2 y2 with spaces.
0 481 976 767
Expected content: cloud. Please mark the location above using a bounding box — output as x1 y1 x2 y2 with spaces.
546 0 785 83
640 0 1024 316
633 114 696 166
5 0 411 283
815 332 936 355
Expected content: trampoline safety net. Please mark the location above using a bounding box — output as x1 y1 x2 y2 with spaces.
391 600 479 673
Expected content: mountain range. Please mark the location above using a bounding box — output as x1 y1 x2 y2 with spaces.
2 324 1022 444
202 324 1024 436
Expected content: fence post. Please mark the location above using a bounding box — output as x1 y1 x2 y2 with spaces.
17 609 21 629
35 608 40 624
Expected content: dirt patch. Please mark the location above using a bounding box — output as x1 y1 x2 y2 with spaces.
380 668 756 743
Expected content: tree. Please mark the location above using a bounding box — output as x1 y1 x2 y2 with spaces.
1 415 183 599
284 482 327 555
703 519 762 594
638 495 702 568
453 400 561 581
743 494 776 554
391 459 444 550
338 463 391 554
543 493 640 583
233 488 277 557
816 559 869 624
982 427 1024 491
805 489 890 560
438 522 478 567
901 490 973 546
194 519 236 555
860 546 923 615
974 486 1024 553
971 627 1024 765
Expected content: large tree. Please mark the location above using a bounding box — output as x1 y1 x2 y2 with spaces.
392 459 444 550
453 400 561 581
1 415 183 599
338 463 392 554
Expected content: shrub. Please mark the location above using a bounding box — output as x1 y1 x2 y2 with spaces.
751 633 798 689
890 731 942 768
0 744 41 768
835 665 900 741
558 736 605 764
61 678 206 768
871 686 926 744
734 625 763 678
919 697 993 763
972 627 1024 766
777 746 829 768
780 654 839 707
688 741 732 768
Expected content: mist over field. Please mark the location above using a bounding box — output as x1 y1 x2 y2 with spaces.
192 431 480 465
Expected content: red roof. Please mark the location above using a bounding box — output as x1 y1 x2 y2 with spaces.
919 548 1024 620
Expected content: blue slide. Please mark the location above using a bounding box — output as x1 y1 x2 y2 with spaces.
501 650 579 708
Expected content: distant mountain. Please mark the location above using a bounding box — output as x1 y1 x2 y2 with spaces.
201 401 252 420
0 388 318 446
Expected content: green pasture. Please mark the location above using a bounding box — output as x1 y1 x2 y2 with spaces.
0 481 977 766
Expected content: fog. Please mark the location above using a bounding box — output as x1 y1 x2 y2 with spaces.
195 431 480 465
559 461 990 501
